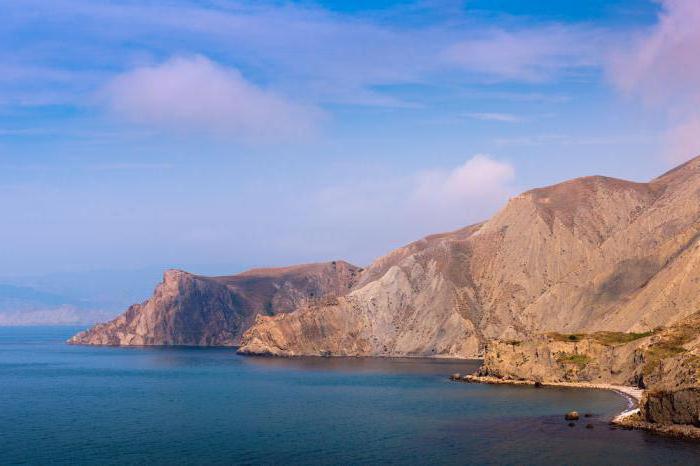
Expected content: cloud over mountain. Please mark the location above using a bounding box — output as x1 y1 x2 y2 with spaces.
609 0 700 162
101 56 321 142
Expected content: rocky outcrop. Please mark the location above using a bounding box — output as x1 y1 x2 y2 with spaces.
478 310 700 385
72 155 700 359
240 155 700 357
476 332 652 385
238 254 481 357
476 310 700 430
642 387 700 426
68 261 362 346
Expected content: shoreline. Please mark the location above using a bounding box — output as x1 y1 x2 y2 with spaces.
459 374 642 405
460 375 700 440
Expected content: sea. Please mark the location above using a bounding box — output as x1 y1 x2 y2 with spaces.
2 326 700 465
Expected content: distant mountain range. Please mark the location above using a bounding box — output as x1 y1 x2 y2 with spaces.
0 269 162 325
70 155 700 356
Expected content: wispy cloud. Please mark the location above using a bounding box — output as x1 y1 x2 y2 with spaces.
3 0 614 113
494 133 653 147
443 26 603 82
608 0 700 163
313 155 517 245
100 56 322 142
466 112 522 123
410 155 516 224
86 163 173 172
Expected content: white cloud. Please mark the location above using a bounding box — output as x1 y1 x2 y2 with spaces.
411 155 516 225
4 0 614 112
275 154 517 265
466 112 521 123
100 55 322 142
312 155 516 248
443 27 601 82
608 0 700 163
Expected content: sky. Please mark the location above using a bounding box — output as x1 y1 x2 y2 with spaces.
2 0 699 278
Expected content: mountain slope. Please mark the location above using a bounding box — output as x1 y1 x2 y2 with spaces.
239 156 700 357
68 261 361 346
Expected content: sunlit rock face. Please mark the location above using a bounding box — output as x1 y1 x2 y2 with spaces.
240 156 700 358
68 261 362 346
71 156 700 359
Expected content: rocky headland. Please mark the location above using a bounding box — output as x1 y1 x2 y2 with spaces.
468 310 700 437
69 155 700 437
239 156 700 358
68 261 362 346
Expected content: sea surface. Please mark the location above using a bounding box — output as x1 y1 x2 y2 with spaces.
2 327 700 465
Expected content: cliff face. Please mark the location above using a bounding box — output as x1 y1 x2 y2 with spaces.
642 387 700 425
239 156 700 357
477 309 700 387
68 261 361 346
71 156 700 356
476 333 650 386
477 310 700 426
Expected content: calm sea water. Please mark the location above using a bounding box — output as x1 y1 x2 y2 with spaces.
2 327 700 465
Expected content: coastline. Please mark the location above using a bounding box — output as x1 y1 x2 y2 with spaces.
459 374 642 406
613 412 700 440
457 375 700 440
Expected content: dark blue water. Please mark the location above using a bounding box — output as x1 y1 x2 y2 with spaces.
2 327 700 465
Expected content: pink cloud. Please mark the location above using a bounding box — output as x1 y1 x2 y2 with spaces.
412 155 516 221
443 27 600 82
310 155 517 252
101 56 322 142
609 0 700 162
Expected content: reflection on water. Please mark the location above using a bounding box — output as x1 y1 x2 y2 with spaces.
242 354 482 376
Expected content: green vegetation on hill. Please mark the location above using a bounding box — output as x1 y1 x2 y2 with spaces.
592 331 655 345
547 330 655 345
642 322 697 375
555 352 591 368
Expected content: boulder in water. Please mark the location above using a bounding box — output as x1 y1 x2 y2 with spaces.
565 411 580 421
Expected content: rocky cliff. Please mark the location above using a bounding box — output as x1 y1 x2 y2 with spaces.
239 156 700 357
476 310 700 426
477 311 700 387
68 261 361 346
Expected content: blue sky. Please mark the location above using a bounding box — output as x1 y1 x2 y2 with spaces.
2 0 699 277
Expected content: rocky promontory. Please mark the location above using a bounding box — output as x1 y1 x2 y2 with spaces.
240 156 700 358
472 310 700 436
68 261 362 346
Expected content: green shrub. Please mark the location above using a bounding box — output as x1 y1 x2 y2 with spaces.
556 352 592 368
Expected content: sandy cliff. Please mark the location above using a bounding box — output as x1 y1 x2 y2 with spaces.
240 156 700 357
475 310 700 429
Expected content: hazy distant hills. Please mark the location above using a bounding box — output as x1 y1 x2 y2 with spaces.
0 269 162 326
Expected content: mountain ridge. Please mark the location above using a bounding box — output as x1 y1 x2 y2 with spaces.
68 261 362 346
239 155 700 357
69 156 700 357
